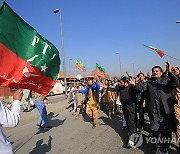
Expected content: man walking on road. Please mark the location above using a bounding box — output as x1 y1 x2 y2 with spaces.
103 77 137 146
32 92 52 130
78 78 100 128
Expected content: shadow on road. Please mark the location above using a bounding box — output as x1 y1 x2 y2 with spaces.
48 112 59 118
99 114 179 153
99 115 153 153
99 115 129 148
49 118 66 128
13 112 66 153
35 112 66 135
82 112 92 123
29 136 52 154
48 112 66 127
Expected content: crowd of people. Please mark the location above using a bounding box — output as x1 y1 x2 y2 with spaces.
0 61 179 154
67 62 180 154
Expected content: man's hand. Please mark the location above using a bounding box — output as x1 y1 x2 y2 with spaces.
166 61 172 73
143 100 146 108
147 72 150 78
13 89 23 101
129 78 136 86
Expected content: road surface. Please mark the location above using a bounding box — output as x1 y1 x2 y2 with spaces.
47 94 66 104
4 108 179 154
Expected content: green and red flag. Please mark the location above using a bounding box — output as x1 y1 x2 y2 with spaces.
75 59 86 72
93 63 106 78
0 2 60 96
144 44 165 58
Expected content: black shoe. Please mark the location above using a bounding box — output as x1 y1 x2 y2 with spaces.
36 124 43 128
92 124 97 128
23 108 28 112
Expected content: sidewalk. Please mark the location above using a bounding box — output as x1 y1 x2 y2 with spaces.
18 99 68 126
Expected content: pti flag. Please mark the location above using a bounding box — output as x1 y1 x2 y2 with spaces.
75 59 86 72
93 63 106 78
144 45 165 58
0 2 60 96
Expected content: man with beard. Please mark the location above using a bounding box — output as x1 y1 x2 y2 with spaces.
77 78 100 128
102 76 138 146
129 62 179 153
136 73 146 131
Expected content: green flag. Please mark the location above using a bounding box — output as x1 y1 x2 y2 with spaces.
93 63 106 78
96 63 105 73
75 59 86 72
0 2 60 95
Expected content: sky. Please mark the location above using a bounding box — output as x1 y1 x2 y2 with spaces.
1 0 180 78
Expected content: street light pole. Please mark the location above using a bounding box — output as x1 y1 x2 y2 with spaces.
115 53 122 77
54 8 67 96
69 58 72 76
132 63 135 77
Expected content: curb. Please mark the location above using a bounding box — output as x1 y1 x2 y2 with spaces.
18 99 68 126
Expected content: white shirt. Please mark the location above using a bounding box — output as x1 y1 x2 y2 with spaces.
0 100 21 154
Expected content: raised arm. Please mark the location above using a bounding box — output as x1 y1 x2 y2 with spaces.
166 62 179 88
0 89 23 128
129 78 147 93
78 87 89 94
107 85 120 93
167 72 179 88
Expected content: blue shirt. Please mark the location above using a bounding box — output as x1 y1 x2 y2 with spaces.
78 82 100 94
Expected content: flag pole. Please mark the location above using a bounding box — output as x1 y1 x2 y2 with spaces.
143 44 180 62
164 54 180 62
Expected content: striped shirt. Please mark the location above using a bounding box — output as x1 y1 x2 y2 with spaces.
0 100 21 154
